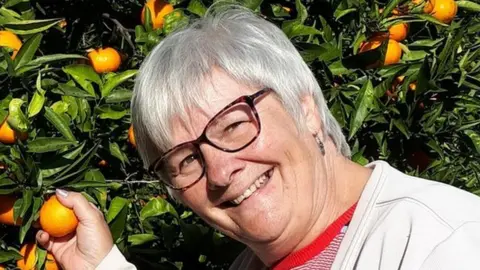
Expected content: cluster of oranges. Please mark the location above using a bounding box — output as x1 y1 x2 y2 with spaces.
0 195 78 269
359 0 458 66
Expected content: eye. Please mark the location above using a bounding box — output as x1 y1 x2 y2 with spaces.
179 153 200 170
224 121 248 133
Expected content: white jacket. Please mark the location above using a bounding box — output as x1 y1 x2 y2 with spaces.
97 161 480 270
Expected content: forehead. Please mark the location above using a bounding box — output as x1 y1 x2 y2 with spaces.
170 69 258 143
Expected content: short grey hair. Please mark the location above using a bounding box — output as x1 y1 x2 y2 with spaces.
131 4 351 170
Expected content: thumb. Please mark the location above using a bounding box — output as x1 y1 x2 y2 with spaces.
55 189 99 223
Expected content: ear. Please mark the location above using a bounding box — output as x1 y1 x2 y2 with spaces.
301 93 322 135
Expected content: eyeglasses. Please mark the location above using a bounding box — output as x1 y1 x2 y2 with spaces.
148 88 271 191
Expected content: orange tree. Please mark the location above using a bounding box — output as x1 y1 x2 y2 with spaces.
0 0 479 269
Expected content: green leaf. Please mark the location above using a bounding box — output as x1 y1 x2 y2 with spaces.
128 234 159 246
0 250 22 264
187 0 207 16
348 80 375 139
101 70 137 98
457 1 480 12
40 143 85 178
413 14 449 27
240 0 263 10
105 89 133 103
464 130 480 154
19 197 42 243
392 119 411 139
28 90 45 118
2 18 62 35
96 105 127 120
415 57 430 95
7 98 28 132
106 196 129 223
18 189 33 219
28 137 76 153
16 54 87 75
54 83 95 98
334 8 357 20
109 141 128 165
109 204 128 242
63 64 102 95
13 33 42 69
44 107 75 141
140 197 178 221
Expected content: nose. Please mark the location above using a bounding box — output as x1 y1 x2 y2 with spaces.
200 144 244 190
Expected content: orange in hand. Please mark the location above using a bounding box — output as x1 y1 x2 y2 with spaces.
141 0 174 29
87 47 121 73
17 243 60 270
0 120 28 144
39 195 78 238
0 195 21 226
0 30 22 59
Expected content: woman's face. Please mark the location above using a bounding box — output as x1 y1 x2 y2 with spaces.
169 69 328 251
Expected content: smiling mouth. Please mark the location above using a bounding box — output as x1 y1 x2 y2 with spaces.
230 168 274 205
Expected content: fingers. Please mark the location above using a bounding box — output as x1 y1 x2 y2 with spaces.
36 230 52 251
55 189 102 223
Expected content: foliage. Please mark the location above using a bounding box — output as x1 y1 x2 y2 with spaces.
0 0 479 269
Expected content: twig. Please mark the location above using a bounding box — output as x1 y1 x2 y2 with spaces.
102 13 136 50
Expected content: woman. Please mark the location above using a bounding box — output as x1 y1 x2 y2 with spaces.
36 6 480 270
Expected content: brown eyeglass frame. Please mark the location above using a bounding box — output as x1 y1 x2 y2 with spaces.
148 88 271 191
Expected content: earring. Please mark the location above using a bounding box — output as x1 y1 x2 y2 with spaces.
315 134 326 156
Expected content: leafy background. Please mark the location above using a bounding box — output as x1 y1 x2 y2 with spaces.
0 0 479 269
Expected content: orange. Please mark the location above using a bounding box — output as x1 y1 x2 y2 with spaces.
388 18 408 41
0 195 21 226
0 265 5 270
87 47 121 73
98 159 108 167
141 0 174 29
360 37 402 66
39 195 78 238
430 0 457 23
413 0 435 13
409 82 417 91
0 119 28 144
17 243 60 270
128 125 136 148
0 30 22 59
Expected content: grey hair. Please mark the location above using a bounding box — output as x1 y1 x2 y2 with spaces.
131 4 351 171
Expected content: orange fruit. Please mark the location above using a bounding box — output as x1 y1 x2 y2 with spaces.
45 253 61 270
409 82 417 91
413 0 435 13
388 17 408 41
0 265 5 270
39 195 78 238
360 37 402 66
141 0 174 29
98 159 108 167
430 0 457 23
0 119 28 144
0 30 22 59
87 47 121 73
0 195 21 226
128 125 136 148
17 243 36 270
17 243 60 270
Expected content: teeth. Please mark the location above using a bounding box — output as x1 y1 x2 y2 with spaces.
230 169 271 205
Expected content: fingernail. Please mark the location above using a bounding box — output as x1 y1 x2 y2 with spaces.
56 189 69 198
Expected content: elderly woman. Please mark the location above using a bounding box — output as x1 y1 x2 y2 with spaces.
36 6 480 270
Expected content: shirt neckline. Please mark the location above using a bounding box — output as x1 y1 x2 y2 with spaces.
271 203 358 270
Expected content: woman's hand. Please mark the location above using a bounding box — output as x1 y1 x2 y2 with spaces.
36 189 113 270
